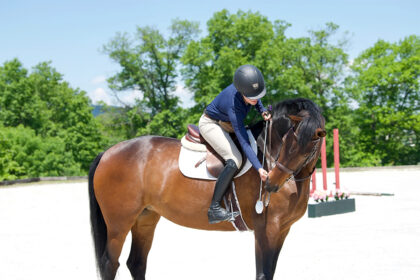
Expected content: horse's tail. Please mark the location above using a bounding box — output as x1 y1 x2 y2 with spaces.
88 152 107 279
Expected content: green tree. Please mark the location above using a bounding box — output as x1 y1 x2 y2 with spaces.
347 35 420 165
0 59 48 130
102 19 199 138
0 125 81 180
0 59 106 175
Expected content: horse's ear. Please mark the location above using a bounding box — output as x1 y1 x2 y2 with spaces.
288 115 303 123
315 128 326 138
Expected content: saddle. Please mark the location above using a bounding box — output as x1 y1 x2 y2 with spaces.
182 124 246 178
182 124 249 231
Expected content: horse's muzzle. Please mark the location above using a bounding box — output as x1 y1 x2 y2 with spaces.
264 178 280 193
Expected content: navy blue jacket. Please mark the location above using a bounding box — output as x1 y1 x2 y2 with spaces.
205 84 266 171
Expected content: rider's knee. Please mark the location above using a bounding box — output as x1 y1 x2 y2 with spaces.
229 156 242 169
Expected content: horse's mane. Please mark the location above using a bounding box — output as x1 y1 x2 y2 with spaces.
272 98 324 147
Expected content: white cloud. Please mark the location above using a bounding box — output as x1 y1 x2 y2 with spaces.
88 87 143 106
174 84 195 108
119 88 143 106
89 85 194 108
89 87 113 105
91 75 107 85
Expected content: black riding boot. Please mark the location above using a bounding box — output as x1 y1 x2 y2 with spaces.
208 159 240 224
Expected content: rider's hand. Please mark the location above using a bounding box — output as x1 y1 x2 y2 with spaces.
262 111 271 121
258 168 269 182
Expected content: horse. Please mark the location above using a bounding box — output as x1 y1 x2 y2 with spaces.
88 98 326 280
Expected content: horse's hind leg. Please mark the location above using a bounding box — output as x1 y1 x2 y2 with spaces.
127 209 161 280
101 218 136 280
98 198 143 280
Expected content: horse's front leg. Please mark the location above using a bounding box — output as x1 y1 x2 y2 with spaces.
254 224 290 280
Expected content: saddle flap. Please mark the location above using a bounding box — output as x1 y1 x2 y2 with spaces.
206 146 225 178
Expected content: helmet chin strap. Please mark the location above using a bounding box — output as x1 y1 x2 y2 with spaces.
242 94 259 105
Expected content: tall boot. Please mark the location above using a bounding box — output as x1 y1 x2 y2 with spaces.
208 159 240 224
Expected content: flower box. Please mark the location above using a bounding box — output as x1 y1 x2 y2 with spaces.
308 198 356 218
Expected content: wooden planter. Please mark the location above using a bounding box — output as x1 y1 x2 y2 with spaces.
308 198 356 218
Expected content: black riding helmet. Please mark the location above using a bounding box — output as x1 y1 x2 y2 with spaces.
233 65 266 100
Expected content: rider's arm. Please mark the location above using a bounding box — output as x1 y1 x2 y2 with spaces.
228 108 262 171
255 99 267 114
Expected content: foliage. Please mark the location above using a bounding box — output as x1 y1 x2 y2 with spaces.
334 190 350 201
0 125 81 181
136 107 189 139
0 59 106 179
100 19 199 139
347 35 420 165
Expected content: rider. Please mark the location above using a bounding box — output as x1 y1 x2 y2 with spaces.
199 64 272 224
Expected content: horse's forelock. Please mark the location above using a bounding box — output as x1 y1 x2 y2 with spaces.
272 98 324 147
297 115 323 147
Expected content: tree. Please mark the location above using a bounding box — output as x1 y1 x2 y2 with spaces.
0 59 106 175
0 125 82 180
347 35 420 165
0 59 48 131
102 19 199 138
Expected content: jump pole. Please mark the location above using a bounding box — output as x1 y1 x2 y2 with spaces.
321 137 328 191
308 128 355 218
333 128 340 190
313 132 340 191
311 170 317 194
310 136 328 193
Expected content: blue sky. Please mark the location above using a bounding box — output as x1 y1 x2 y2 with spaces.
1 0 418 106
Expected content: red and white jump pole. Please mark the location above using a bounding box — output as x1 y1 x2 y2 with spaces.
333 128 340 190
308 128 355 218
321 136 328 191
311 128 341 193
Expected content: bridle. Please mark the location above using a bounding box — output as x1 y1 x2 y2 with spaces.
256 118 321 212
264 119 321 184
256 116 322 213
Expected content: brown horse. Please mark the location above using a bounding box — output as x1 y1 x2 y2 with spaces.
88 98 326 280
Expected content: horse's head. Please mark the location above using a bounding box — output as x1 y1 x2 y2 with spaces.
263 99 326 192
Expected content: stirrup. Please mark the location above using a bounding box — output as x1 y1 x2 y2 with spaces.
228 210 240 222
208 206 239 224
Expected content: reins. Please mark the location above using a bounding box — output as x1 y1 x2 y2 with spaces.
255 120 269 214
268 122 320 181
256 118 321 214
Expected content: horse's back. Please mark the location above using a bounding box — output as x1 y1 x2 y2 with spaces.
93 136 180 211
100 135 178 163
